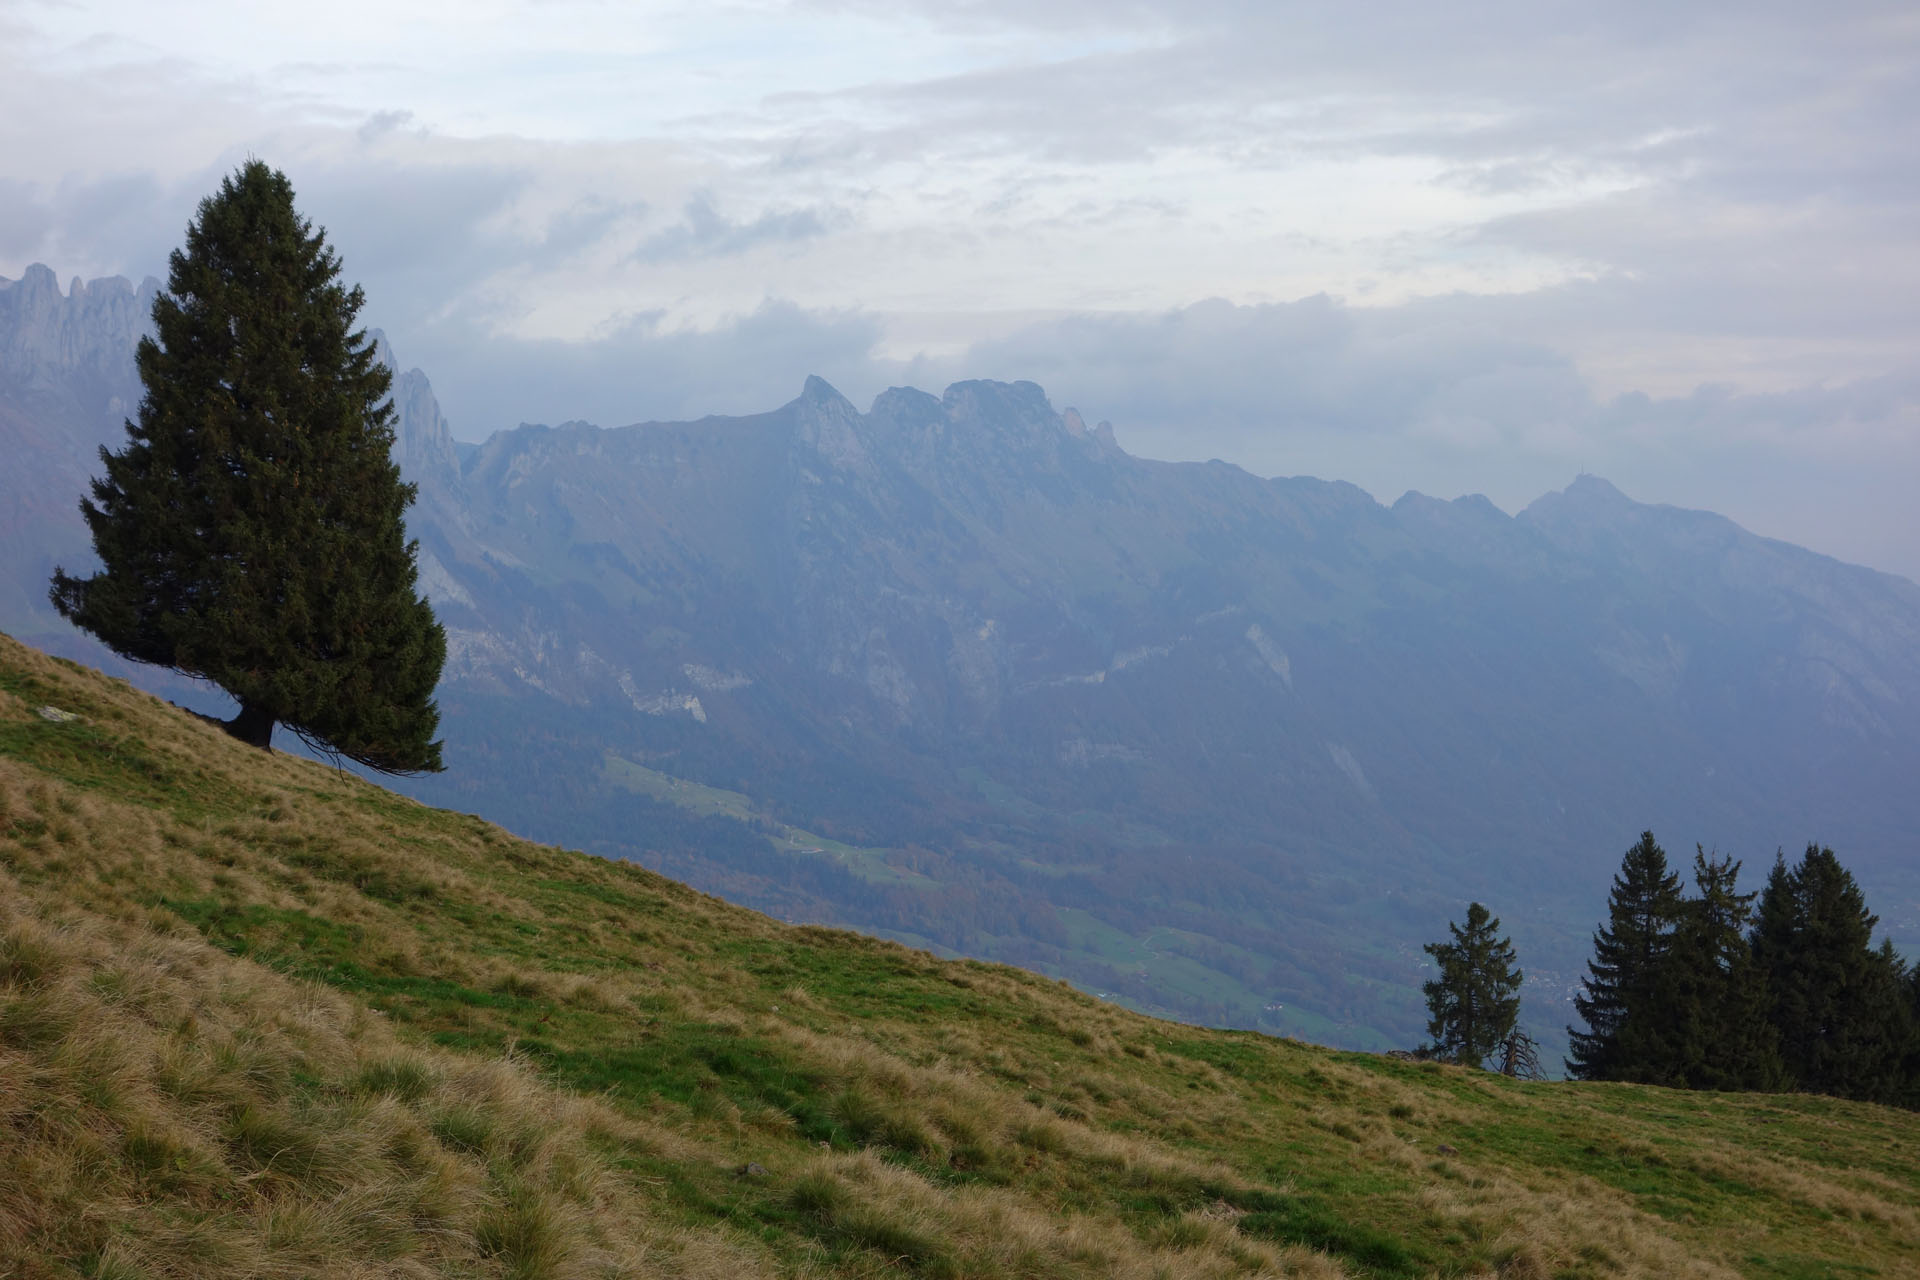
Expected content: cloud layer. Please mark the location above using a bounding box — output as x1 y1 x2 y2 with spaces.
1 0 1915 578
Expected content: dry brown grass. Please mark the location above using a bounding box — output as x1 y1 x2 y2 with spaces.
3 633 1920 1279
0 645 1343 1277
0 884 1343 1280
0 890 842 1280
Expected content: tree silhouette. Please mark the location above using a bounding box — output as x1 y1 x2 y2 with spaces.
1567 831 1681 1080
1617 848 1781 1090
1423 902 1523 1069
1752 844 1911 1102
51 161 444 774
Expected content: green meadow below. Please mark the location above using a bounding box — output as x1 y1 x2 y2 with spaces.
2 632 1917 1279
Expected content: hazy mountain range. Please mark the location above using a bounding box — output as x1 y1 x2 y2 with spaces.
6 263 1918 1051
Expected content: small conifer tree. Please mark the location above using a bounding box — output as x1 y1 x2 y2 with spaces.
1567 831 1682 1080
1423 902 1523 1068
50 160 444 774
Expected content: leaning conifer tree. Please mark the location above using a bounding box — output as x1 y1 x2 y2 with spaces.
50 160 444 774
1567 830 1681 1080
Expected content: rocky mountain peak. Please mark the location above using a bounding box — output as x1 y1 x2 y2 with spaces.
0 265 157 426
1564 473 1629 502
371 331 463 500
867 384 943 427
782 377 1120 483
940 379 1054 428
791 375 871 473
1519 473 1631 524
799 373 852 406
933 380 1086 468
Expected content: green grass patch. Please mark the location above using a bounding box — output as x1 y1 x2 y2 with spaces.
1239 1197 1433 1277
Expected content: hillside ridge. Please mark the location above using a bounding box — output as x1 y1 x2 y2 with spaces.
3 631 1918 1278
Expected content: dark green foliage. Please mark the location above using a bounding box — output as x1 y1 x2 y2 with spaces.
1616 849 1781 1091
1905 964 1920 1110
1752 845 1913 1103
1570 833 1919 1106
1422 902 1522 1069
1567 831 1682 1081
50 160 443 775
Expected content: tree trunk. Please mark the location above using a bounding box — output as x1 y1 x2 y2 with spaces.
224 700 275 751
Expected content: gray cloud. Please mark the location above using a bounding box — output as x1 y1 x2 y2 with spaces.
961 295 1583 439
772 2 1920 318
4 1 1914 585
0 168 201 283
0 143 545 337
630 194 841 264
955 296 1920 582
541 194 652 267
401 298 888 432
281 152 533 330
0 178 54 262
356 109 415 143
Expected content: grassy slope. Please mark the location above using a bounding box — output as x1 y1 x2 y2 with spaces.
1 634 1916 1280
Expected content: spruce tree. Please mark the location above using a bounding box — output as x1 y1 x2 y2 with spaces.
1423 902 1523 1069
1618 849 1780 1090
50 161 444 775
1751 845 1907 1102
1904 962 1920 1109
1567 831 1682 1080
1870 940 1917 1109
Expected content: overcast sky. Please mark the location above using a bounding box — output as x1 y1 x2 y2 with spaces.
4 0 1916 579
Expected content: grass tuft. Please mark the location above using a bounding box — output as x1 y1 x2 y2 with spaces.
475 1179 573 1280
354 1054 438 1102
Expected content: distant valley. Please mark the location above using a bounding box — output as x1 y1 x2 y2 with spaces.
7 262 1919 1054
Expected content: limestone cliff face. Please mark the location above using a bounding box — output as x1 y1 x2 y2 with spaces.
0 265 157 443
0 272 461 492
0 267 159 631
372 329 463 501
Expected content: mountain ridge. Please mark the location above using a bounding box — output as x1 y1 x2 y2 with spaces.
5 264 1917 1051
